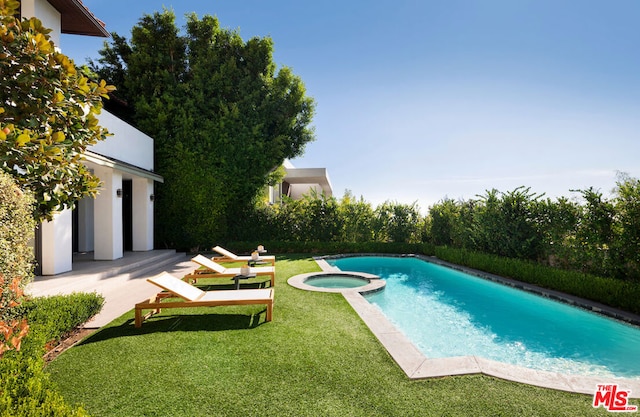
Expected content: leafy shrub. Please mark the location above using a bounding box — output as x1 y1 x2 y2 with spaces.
0 293 101 416
0 171 35 356
0 350 88 417
22 293 104 345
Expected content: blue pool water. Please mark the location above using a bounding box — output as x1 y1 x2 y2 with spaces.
327 256 640 379
306 275 369 289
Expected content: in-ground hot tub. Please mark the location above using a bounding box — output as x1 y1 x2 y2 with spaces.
287 271 385 293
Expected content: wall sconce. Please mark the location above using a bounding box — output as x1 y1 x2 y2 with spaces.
116 189 122 198
150 194 155 201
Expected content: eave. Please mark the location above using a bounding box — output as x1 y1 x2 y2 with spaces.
83 151 164 183
47 0 109 37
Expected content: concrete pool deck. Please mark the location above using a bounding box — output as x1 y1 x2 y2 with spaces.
311 256 640 398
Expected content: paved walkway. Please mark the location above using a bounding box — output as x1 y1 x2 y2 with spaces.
26 250 194 328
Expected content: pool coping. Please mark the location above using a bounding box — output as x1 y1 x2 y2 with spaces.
287 270 386 294
312 254 640 398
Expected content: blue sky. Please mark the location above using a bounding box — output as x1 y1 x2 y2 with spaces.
62 1 640 211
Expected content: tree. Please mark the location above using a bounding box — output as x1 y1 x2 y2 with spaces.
574 187 616 276
297 191 342 242
374 201 422 243
428 198 461 246
339 191 375 242
612 174 640 280
535 196 580 267
91 10 315 248
0 1 114 222
472 187 544 260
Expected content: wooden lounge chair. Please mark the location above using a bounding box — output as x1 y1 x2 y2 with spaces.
185 254 275 287
212 245 276 266
135 272 274 327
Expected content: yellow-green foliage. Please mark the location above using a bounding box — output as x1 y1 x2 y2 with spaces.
0 0 115 222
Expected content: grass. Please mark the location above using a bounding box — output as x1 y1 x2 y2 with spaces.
45 255 614 416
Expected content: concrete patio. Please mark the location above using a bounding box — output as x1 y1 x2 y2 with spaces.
27 250 193 328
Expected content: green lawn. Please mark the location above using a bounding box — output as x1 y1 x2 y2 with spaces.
46 256 611 416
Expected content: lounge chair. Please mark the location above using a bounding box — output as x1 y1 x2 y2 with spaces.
212 246 276 266
135 271 274 327
184 254 275 287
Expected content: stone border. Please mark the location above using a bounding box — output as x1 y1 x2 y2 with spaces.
314 254 640 397
287 270 386 294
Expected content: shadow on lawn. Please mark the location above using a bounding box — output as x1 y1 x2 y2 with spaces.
78 308 270 347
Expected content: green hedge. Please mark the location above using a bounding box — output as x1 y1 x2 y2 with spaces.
213 241 436 257
0 171 36 354
23 293 104 346
434 246 640 316
0 293 103 417
0 353 89 417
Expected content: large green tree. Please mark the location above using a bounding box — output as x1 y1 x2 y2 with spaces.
91 10 315 249
614 174 640 279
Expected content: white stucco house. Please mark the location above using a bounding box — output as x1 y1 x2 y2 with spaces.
269 160 333 203
20 0 163 275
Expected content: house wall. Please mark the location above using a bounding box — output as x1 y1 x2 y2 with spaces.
91 111 155 171
90 111 157 254
270 161 333 203
23 0 66 274
289 184 325 200
92 165 123 260
21 0 61 45
22 1 160 275
77 198 94 252
132 178 154 251
40 209 72 275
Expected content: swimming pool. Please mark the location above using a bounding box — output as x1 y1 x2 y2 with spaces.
326 255 640 380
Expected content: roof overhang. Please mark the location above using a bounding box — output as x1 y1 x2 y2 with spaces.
283 167 333 195
47 0 109 37
83 151 164 183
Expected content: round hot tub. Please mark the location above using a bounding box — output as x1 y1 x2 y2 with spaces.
306 274 370 289
288 271 385 293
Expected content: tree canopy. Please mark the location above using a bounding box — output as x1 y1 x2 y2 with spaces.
0 0 114 222
91 10 315 249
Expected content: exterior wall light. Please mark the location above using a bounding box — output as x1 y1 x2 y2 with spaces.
116 189 123 198
150 194 155 201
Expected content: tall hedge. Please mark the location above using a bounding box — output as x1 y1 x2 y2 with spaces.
90 10 315 249
0 171 35 356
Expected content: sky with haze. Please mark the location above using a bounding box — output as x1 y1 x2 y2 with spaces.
61 1 640 211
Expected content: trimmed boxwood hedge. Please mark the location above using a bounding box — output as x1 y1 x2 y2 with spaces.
0 294 103 416
434 246 640 316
